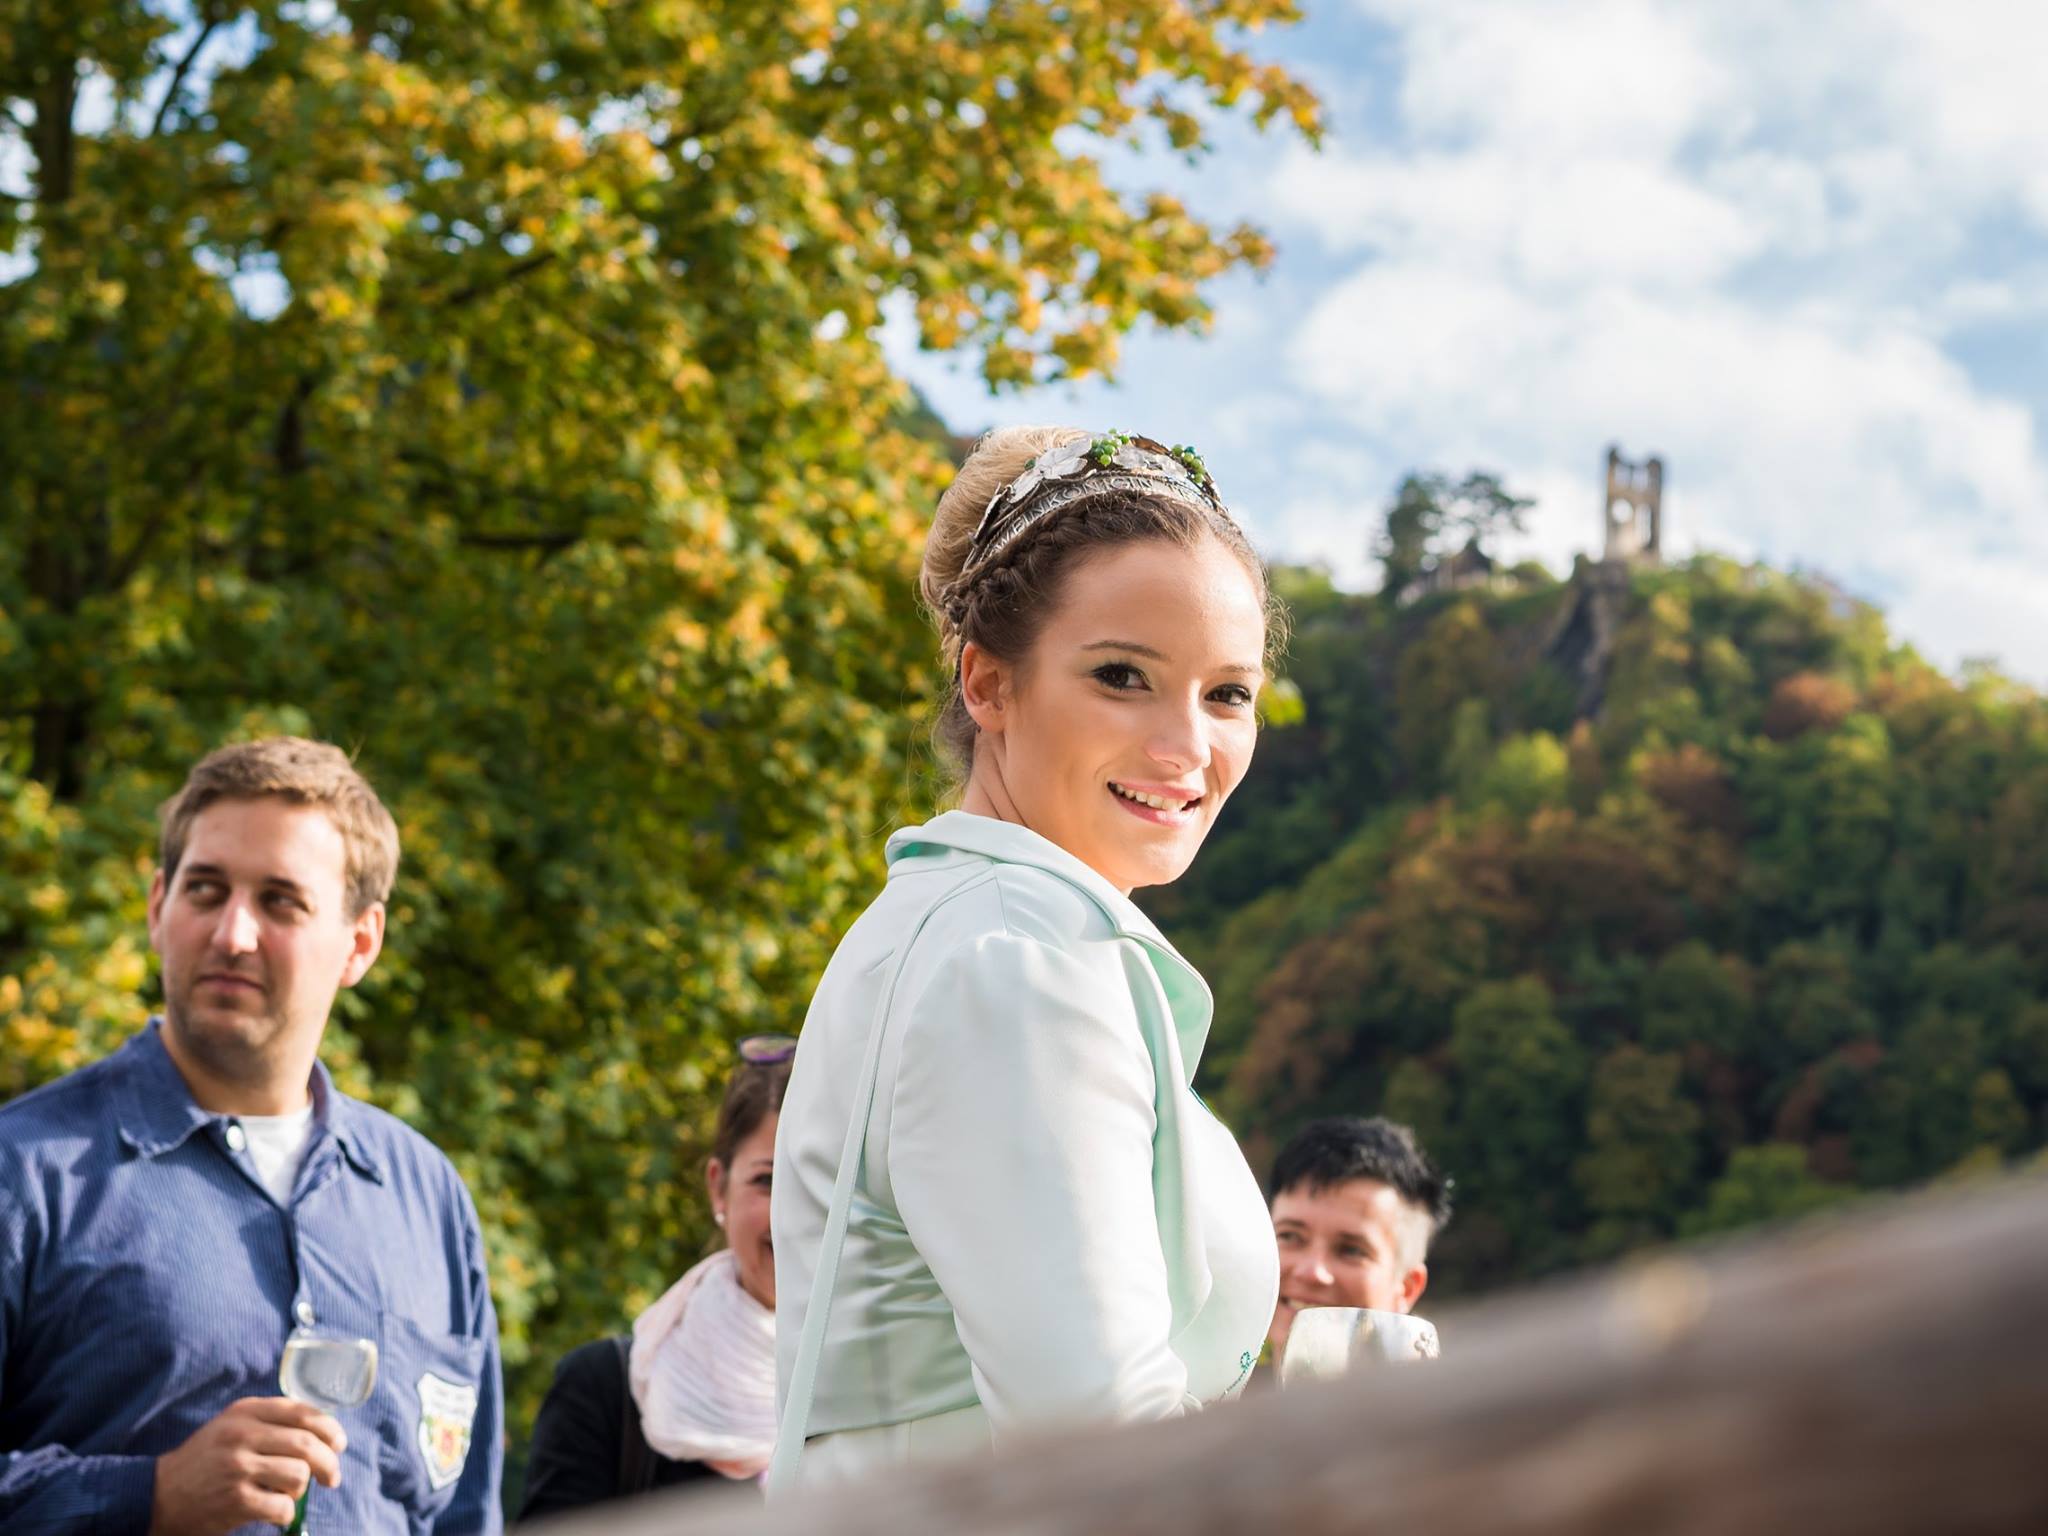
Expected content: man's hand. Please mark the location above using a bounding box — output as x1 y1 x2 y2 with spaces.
150 1397 346 1536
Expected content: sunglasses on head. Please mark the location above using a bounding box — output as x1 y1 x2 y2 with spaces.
737 1033 798 1066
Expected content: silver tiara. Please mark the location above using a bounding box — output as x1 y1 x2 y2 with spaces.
962 431 1230 574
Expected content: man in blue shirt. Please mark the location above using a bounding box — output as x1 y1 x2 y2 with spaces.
0 737 503 1534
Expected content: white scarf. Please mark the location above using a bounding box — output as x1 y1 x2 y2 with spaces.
627 1249 777 1479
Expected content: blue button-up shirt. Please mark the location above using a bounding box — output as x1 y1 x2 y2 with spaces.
0 1021 503 1534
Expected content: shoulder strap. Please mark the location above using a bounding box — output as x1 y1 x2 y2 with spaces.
765 887 957 1495
613 1333 658 1496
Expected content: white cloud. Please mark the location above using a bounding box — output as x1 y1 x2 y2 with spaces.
874 0 2048 682
1259 0 2048 680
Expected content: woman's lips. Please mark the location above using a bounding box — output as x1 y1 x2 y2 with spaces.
1107 780 1202 825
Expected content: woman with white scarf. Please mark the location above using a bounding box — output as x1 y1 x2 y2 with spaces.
517 1041 788 1519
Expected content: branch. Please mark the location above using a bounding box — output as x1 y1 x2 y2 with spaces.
395 448 605 558
148 16 221 139
441 251 556 310
108 503 180 589
32 65 78 206
271 375 316 476
457 530 583 553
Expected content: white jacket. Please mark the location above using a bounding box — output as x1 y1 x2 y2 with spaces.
771 812 1277 1480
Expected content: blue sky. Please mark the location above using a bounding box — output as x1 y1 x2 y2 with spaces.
887 0 2048 686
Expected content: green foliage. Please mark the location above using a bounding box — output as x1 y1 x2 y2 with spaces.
1465 731 1570 819
1162 554 2048 1295
1681 1144 1853 1239
1396 603 1497 790
1574 1045 1701 1257
1 0 1317 1451
1445 977 1586 1275
1373 470 1533 598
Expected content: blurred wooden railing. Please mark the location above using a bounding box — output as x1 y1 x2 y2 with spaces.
530 1171 2048 1535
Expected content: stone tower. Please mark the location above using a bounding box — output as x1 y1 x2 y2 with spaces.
1602 446 1664 562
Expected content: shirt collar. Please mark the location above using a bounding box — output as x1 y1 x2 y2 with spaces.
311 1061 386 1183
886 810 1216 1072
112 1021 217 1158
115 1018 383 1182
885 810 1168 940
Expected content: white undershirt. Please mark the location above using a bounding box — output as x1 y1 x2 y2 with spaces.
236 1104 317 1206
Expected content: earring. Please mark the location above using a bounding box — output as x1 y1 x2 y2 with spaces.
714 1212 726 1227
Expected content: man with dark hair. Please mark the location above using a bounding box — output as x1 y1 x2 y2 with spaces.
1265 1116 1452 1358
0 738 502 1534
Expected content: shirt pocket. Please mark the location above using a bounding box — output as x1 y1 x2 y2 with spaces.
374 1309 488 1523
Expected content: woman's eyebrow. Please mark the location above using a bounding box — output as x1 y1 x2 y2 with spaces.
1081 639 1169 660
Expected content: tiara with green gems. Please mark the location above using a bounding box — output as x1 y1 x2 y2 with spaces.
962 431 1231 576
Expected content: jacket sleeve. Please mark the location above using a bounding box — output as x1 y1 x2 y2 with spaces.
514 1342 624 1524
0 1446 158 1533
432 1179 506 1536
0 1174 158 1532
887 927 1190 1438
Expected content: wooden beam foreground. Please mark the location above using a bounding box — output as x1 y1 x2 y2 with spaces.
533 1171 2048 1536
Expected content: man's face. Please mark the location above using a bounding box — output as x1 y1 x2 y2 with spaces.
148 797 382 1091
1267 1177 1430 1358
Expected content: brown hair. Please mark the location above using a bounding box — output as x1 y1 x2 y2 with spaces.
921 425 1285 780
710 1057 791 1178
157 737 401 918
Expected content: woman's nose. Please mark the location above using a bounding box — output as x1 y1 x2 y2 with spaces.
1146 696 1209 774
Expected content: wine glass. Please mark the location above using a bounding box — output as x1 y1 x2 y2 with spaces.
276 1327 378 1535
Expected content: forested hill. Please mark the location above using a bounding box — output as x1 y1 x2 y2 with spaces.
1142 554 2048 1297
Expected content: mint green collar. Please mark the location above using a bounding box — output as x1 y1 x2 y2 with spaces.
886 810 1215 1075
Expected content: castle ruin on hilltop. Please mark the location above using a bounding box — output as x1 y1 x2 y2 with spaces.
1542 445 1670 716
1603 445 1664 564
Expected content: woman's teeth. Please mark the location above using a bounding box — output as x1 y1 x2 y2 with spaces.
1111 783 1194 811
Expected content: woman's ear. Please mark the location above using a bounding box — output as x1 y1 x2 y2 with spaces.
705 1157 727 1226
958 641 1011 735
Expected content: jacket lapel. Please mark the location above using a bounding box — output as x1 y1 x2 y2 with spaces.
885 812 1216 1077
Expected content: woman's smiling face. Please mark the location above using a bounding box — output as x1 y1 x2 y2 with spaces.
960 535 1268 893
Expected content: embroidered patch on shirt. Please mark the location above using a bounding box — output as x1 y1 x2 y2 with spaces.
415 1371 479 1490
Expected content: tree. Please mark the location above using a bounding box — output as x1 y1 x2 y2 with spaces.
1642 941 1755 1063
1680 1144 1850 1239
1446 976 1586 1274
1374 471 1533 599
1377 476 1440 598
1574 1045 1702 1257
1166 550 2048 1301
1395 602 1498 787
1 0 1318 1436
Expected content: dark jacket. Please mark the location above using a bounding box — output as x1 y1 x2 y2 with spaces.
517 1337 723 1521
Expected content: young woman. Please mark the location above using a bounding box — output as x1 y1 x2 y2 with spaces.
770 428 1284 1489
518 1041 790 1519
